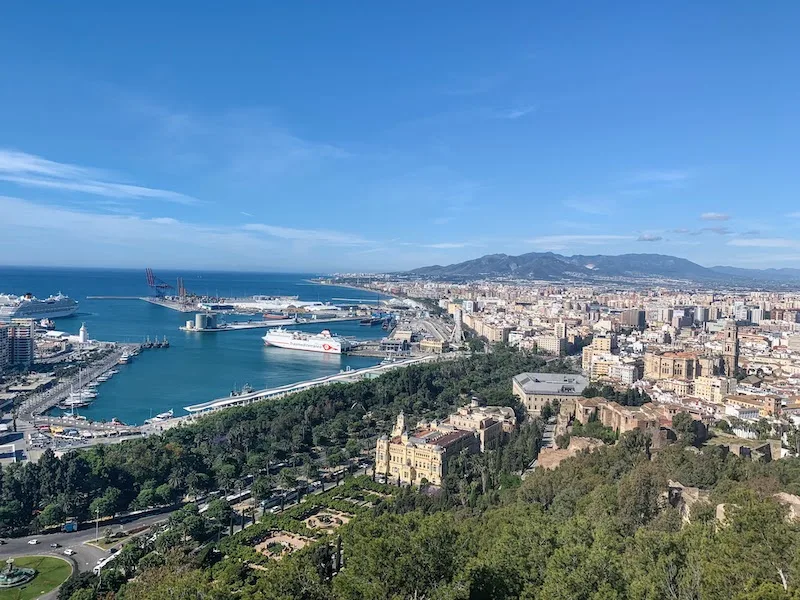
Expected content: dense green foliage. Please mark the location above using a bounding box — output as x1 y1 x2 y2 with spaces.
116 435 800 600
582 383 651 406
0 348 559 535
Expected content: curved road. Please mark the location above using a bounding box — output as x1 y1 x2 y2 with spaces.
0 512 170 574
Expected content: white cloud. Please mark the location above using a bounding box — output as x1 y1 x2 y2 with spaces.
627 169 690 185
242 223 370 246
787 212 800 218
493 105 537 120
423 242 473 249
527 234 632 250
700 212 730 221
728 238 800 248
637 234 663 242
0 149 199 205
563 196 616 215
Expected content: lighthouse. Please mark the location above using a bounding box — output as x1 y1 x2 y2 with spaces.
78 322 88 344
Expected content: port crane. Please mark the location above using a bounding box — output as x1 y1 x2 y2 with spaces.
145 268 174 297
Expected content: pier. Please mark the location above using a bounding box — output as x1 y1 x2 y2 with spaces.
181 353 459 415
179 316 363 332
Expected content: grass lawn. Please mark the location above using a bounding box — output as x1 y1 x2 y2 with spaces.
0 555 72 600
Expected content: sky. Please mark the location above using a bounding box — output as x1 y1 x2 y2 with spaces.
1 2 800 273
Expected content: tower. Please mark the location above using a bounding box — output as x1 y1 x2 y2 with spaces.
78 322 88 344
391 412 406 438
722 320 739 377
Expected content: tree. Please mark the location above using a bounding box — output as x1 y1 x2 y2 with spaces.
205 499 234 526
38 502 66 528
252 476 275 503
278 468 298 490
672 412 706 446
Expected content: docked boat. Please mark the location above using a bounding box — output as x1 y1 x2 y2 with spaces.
263 312 289 320
262 328 351 354
118 352 130 364
144 409 174 424
0 292 78 321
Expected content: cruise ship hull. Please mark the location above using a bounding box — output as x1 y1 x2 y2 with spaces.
0 294 79 320
263 337 344 354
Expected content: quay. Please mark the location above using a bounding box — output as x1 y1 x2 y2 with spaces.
180 353 461 416
19 342 154 420
179 316 363 332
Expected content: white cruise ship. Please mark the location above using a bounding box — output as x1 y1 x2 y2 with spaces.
262 328 352 354
0 292 78 321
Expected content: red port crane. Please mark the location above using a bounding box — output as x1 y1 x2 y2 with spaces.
145 268 174 297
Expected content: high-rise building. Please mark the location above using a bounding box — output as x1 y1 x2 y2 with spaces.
554 322 567 339
722 320 739 377
621 309 646 331
9 319 34 368
0 323 10 376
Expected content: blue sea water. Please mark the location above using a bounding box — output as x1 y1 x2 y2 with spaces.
0 267 388 425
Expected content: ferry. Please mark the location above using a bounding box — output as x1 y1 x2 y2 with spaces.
262 328 352 354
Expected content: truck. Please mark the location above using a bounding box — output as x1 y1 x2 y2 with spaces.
61 518 79 533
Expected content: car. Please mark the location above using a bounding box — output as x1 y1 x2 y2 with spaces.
0 539 6 545
63 548 76 556
269 506 281 514
28 539 39 545
50 542 60 548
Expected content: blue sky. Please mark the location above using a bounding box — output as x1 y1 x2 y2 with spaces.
1 2 799 272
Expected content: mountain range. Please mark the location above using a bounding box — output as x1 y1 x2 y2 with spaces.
409 252 800 283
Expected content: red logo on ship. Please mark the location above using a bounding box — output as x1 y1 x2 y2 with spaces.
322 344 333 351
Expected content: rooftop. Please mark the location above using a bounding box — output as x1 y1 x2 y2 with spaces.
513 372 589 396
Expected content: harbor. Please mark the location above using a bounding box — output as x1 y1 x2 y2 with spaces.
0 268 452 457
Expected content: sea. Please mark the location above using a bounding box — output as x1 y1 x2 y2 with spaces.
0 267 389 425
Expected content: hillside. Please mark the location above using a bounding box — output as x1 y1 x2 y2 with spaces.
410 251 798 283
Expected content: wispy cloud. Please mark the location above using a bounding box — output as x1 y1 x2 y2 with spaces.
728 238 800 248
527 234 632 251
701 226 732 235
423 242 474 249
637 234 663 242
242 223 370 246
0 149 199 205
432 216 455 225
563 196 617 215
492 105 537 120
627 169 691 185
240 211 254 217
700 212 730 221
787 212 800 218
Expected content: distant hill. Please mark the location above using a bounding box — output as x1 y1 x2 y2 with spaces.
409 252 800 283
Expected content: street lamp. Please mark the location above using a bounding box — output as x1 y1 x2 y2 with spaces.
95 508 100 542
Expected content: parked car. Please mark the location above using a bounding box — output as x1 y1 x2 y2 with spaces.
0 539 6 545
50 542 60 548
63 548 76 556
28 539 39 545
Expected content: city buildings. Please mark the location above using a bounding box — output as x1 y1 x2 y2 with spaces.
512 372 589 416
375 402 517 486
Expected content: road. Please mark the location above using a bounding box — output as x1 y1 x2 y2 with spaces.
0 512 171 573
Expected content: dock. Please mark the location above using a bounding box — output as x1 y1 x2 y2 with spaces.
179 316 363 332
181 353 459 415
